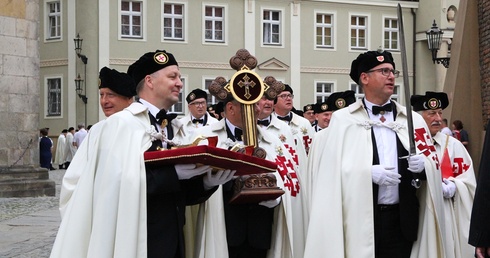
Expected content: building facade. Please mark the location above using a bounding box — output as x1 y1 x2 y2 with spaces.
39 0 422 133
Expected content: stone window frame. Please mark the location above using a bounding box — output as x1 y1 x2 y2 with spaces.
45 0 62 41
203 4 227 44
45 76 63 118
349 13 369 51
119 0 144 39
315 11 335 49
162 2 185 42
315 81 335 103
262 9 282 46
383 16 399 51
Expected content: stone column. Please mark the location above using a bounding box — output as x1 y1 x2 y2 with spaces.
0 0 55 197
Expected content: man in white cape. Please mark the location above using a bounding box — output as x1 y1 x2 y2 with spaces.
411 91 476 258
192 98 305 258
53 129 66 169
304 50 445 258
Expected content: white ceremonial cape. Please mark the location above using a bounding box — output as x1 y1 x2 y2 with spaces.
51 103 154 258
433 132 476 258
273 112 315 154
64 132 76 162
53 134 66 167
304 100 445 258
191 119 306 258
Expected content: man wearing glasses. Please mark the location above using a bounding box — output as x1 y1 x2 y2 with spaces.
180 88 218 143
273 84 315 154
305 50 442 258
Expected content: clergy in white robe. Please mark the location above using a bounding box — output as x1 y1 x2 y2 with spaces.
411 91 476 258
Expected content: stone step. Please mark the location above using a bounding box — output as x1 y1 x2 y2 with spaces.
0 180 56 197
0 167 56 197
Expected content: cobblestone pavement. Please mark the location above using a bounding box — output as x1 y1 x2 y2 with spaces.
0 169 65 258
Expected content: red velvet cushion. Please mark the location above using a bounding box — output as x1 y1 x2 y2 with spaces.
144 145 277 176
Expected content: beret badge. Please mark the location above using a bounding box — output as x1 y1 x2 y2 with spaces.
377 56 385 62
154 52 169 64
189 93 196 101
336 98 346 109
427 98 440 109
321 103 328 111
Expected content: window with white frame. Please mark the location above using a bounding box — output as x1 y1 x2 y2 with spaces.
315 82 334 103
350 83 365 99
263 10 281 45
391 85 399 102
163 3 184 40
46 1 61 40
170 78 185 114
384 18 398 50
316 13 333 48
47 77 62 117
121 1 142 38
204 6 224 43
204 79 217 105
350 15 367 50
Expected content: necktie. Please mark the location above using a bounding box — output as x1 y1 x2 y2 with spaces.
156 109 177 127
234 128 243 141
372 103 393 115
192 118 204 124
277 114 292 122
257 119 270 127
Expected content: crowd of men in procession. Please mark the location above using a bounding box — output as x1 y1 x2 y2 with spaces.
47 48 490 258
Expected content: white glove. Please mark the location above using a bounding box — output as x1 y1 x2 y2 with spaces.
442 178 456 198
174 164 211 180
203 169 236 190
371 165 401 186
407 154 425 173
259 196 281 208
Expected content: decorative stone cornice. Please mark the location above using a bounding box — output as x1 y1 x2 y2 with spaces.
301 66 414 76
40 59 68 67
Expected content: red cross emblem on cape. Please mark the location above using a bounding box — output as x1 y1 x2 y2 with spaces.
275 155 300 197
415 127 440 169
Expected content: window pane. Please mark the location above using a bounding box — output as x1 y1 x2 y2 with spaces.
174 5 182 14
164 18 171 27
121 1 129 11
216 21 222 30
133 25 141 36
205 20 212 30
164 28 172 37
215 7 222 17
205 30 212 39
133 16 140 26
175 19 182 28
325 15 331 24
133 2 141 12
216 31 222 40
122 15 129 25
272 11 279 20
164 4 171 14
175 29 182 38
316 14 322 23
122 25 129 35
205 6 212 16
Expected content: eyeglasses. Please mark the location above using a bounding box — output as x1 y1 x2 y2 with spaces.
277 94 294 100
365 68 400 78
190 101 207 107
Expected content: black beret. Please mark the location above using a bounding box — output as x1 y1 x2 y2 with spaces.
99 67 136 97
127 50 178 84
207 105 215 112
303 104 314 112
186 88 208 104
315 90 356 113
410 91 449 111
215 102 224 114
282 84 293 94
349 50 395 85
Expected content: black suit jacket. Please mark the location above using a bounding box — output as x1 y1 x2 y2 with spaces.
371 135 421 242
145 114 217 258
469 126 490 247
221 180 274 249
